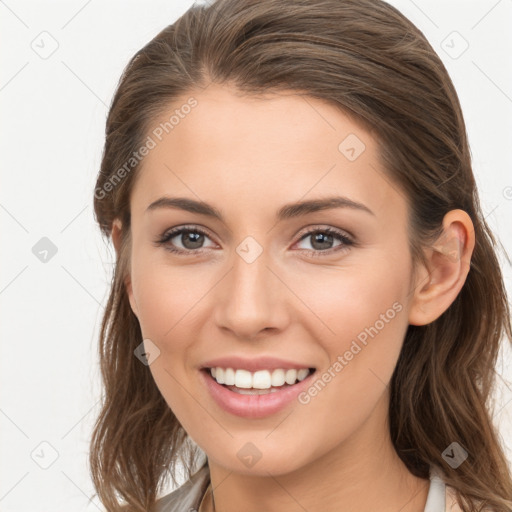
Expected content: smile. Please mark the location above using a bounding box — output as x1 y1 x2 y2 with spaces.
209 367 313 393
200 366 317 418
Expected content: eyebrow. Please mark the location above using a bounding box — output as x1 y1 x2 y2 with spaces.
145 195 374 221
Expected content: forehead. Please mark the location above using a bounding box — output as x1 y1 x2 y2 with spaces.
130 83 407 225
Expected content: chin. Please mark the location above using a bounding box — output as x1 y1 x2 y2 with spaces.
203 439 316 477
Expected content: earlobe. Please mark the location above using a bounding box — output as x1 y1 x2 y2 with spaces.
408 209 475 326
112 218 123 256
111 218 139 319
125 278 139 319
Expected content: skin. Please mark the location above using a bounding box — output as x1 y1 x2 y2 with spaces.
112 83 475 512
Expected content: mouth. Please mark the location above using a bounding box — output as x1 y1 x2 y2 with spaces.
199 365 317 418
202 366 317 395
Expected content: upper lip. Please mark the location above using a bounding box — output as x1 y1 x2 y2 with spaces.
200 356 316 373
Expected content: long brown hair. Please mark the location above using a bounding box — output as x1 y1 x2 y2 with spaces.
90 1 512 510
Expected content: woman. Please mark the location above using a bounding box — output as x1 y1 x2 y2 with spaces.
90 0 512 511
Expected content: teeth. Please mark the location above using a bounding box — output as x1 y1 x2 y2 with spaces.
209 367 312 389
271 369 285 387
224 368 236 385
235 369 253 388
297 368 309 381
252 370 271 389
285 369 297 385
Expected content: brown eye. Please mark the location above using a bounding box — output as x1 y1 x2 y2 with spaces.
154 226 216 255
295 227 354 257
174 230 205 250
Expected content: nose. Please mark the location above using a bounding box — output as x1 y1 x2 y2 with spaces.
214 244 289 340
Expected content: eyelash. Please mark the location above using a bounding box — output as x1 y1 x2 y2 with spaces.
154 225 354 258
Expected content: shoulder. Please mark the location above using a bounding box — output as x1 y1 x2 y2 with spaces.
152 463 210 512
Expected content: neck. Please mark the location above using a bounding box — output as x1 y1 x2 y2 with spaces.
206 396 429 512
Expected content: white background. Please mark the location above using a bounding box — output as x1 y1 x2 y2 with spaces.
1 1 511 510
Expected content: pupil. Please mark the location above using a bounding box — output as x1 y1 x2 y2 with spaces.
312 232 332 250
183 231 204 249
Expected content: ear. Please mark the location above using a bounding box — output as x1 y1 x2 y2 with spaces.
408 209 475 326
111 218 139 319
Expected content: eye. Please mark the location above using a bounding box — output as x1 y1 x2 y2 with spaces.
154 225 216 255
154 225 354 257
294 226 354 257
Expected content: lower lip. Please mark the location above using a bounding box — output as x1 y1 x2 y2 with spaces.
200 369 315 419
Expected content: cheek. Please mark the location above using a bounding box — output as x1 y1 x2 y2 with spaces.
289 258 409 351
294 291 408 458
130 248 209 343
289 260 409 410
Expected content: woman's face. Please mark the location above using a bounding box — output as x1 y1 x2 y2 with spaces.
123 83 418 475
